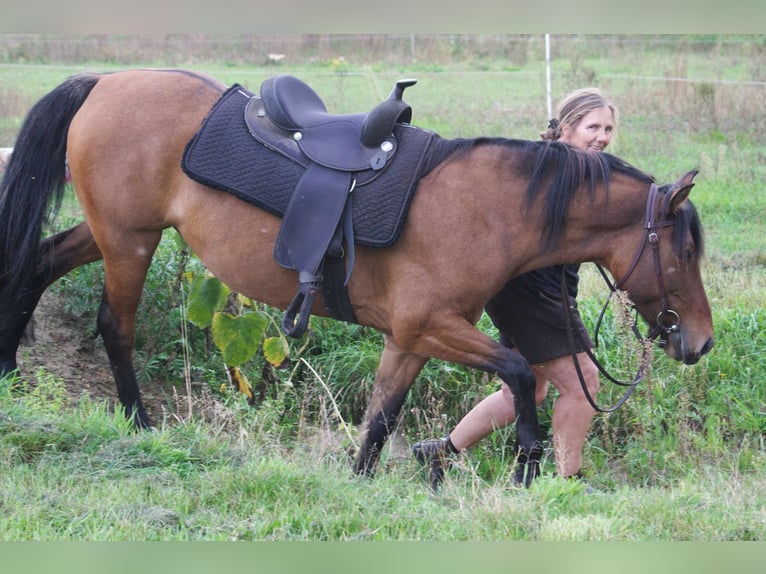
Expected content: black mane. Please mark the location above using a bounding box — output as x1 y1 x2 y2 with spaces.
423 136 659 248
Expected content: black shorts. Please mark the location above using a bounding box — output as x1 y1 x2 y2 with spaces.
485 279 593 365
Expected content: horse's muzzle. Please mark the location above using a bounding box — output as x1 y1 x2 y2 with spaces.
663 331 714 365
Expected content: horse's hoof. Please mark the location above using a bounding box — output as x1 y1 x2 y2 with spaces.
513 441 543 487
126 408 153 431
513 461 541 488
0 358 18 379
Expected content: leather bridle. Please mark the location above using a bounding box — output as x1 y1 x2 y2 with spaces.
563 183 682 413
612 182 681 340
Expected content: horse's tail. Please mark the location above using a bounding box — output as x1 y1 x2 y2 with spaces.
0 72 100 305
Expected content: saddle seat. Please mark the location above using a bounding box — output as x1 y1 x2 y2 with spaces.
259 74 417 171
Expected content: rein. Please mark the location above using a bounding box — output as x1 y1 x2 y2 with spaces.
563 183 681 413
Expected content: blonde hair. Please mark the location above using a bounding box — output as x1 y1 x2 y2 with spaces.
540 87 619 141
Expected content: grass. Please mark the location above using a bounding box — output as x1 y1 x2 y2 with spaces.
1 372 764 541
1 35 765 540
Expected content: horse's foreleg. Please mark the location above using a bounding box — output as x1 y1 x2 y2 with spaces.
97 235 161 429
0 223 101 378
354 335 428 476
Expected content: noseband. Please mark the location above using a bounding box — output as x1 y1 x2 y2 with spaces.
563 183 681 413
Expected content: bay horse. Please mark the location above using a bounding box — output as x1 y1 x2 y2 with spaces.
0 69 713 484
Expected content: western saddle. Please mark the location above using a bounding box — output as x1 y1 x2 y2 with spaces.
245 75 418 337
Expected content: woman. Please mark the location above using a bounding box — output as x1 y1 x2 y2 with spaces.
413 87 618 488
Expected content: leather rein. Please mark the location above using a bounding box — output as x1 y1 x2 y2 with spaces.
563 183 682 413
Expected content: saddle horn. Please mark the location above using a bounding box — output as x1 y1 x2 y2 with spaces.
360 79 417 148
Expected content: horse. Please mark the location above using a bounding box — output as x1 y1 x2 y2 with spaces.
0 69 713 484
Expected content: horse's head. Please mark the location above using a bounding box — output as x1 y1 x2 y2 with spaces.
615 170 714 365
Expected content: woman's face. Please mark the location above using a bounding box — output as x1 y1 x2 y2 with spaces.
560 105 615 152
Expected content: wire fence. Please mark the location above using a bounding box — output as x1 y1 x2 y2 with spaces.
0 34 763 75
2 34 766 144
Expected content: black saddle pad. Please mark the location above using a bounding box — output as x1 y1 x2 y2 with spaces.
182 84 437 248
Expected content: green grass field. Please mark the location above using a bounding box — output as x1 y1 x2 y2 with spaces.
0 35 764 540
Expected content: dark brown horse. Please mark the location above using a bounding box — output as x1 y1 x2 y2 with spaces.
0 69 713 484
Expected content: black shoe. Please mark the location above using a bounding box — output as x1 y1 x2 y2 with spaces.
412 437 452 491
563 471 601 495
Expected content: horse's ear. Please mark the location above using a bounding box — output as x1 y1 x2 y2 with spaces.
669 169 698 213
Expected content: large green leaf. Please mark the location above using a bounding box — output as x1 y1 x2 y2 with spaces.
211 311 268 367
263 335 290 367
187 276 230 329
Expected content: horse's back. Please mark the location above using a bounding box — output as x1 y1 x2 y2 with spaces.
69 69 225 152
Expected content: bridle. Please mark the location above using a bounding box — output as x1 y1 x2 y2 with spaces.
612 182 682 340
563 183 682 413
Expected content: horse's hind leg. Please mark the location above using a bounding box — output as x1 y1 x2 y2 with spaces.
354 335 428 476
96 232 163 429
0 222 101 378
504 357 543 486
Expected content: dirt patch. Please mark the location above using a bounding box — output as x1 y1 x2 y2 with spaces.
16 290 177 422
14 291 418 468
